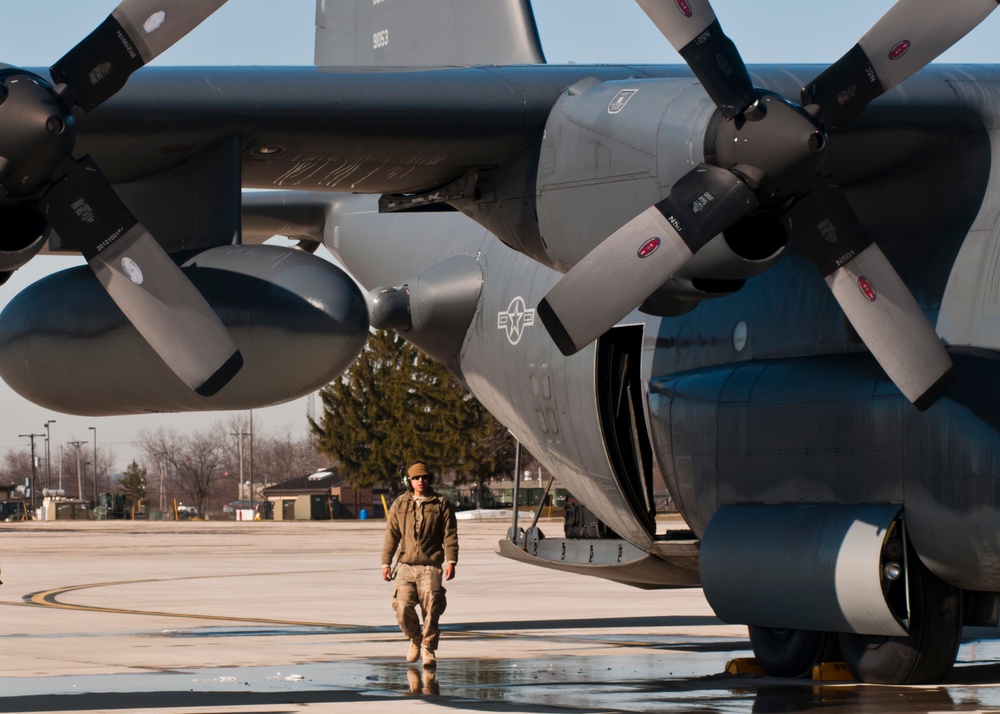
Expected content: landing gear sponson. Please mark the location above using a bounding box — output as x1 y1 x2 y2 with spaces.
702 504 966 684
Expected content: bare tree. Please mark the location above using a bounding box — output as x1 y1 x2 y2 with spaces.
0 448 33 492
216 414 249 473
137 427 226 518
93 444 118 498
214 417 325 495
135 419 325 517
256 429 326 487
58 440 118 502
63 441 88 500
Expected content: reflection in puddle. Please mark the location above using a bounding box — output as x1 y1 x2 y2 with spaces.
365 637 1000 713
405 666 440 696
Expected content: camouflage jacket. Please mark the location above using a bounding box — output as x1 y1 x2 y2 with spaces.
381 490 458 567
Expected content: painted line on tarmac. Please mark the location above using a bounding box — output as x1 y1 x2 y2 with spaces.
21 574 684 652
23 570 359 628
23 573 563 639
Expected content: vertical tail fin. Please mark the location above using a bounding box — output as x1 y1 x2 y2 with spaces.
315 0 546 67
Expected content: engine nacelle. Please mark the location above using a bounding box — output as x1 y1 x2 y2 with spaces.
0 244 369 415
531 78 793 314
536 77 718 271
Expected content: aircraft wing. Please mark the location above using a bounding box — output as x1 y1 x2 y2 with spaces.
70 64 668 194
71 62 963 201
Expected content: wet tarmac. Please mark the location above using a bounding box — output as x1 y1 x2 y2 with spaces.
1 520 1000 713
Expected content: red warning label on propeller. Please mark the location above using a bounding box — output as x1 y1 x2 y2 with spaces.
638 238 661 259
858 276 877 302
889 41 910 61
675 0 693 17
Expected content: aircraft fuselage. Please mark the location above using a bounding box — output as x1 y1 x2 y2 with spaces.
321 63 1000 666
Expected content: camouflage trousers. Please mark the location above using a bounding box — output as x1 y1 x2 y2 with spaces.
392 563 448 651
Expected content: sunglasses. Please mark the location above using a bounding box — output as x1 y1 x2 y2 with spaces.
410 475 430 481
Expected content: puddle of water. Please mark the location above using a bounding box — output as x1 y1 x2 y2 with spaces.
2 633 1000 713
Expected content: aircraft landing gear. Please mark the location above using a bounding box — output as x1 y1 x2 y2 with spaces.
748 626 839 678
838 555 962 684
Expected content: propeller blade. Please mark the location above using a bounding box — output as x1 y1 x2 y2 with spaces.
41 157 242 397
50 0 228 111
802 0 999 129
635 0 756 119
539 164 757 355
783 185 953 410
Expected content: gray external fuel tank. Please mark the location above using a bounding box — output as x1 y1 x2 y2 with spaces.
0 244 369 415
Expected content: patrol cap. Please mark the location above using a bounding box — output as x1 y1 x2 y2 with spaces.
407 463 430 478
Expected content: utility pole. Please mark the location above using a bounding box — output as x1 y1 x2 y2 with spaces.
158 455 165 515
231 430 250 501
89 427 97 504
248 410 255 510
19 433 43 512
68 441 87 504
43 420 56 491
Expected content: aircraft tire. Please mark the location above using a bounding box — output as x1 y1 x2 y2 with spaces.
837 555 962 684
747 626 839 678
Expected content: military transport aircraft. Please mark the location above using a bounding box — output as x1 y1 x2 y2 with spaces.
0 0 998 688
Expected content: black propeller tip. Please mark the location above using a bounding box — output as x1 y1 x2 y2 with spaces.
536 298 579 357
195 350 244 397
49 15 146 112
912 365 956 413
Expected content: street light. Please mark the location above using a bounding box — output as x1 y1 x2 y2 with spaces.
44 420 56 491
89 426 97 504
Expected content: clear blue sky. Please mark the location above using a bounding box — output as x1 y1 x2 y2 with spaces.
0 0 997 468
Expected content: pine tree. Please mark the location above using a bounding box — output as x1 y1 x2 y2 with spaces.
310 330 508 487
120 460 148 514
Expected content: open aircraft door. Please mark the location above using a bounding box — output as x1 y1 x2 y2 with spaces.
596 325 656 536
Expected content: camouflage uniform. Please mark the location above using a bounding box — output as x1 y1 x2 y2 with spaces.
382 489 458 652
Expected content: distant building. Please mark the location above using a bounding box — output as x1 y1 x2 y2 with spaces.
0 484 34 521
262 467 388 520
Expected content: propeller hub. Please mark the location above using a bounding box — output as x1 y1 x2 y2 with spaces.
712 93 827 200
0 70 75 198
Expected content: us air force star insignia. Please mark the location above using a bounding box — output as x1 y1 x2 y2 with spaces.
498 296 536 345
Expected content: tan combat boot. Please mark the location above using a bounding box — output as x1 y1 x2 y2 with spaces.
421 647 436 668
406 636 422 663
